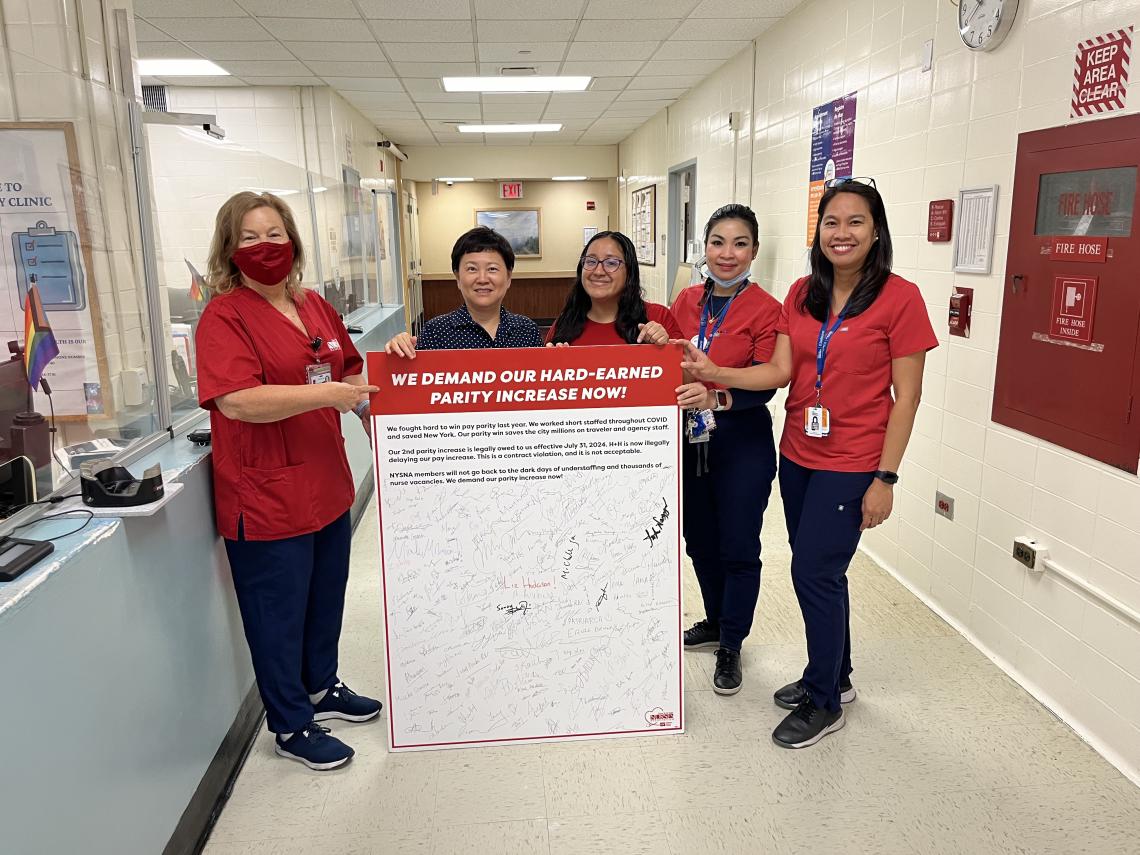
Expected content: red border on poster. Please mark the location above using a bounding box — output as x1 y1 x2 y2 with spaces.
368 344 685 749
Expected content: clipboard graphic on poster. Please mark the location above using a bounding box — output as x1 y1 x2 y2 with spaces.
11 220 87 311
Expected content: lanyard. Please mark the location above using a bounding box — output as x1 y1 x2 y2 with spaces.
815 302 849 402
697 282 748 353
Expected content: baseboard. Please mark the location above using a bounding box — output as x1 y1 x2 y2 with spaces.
163 684 264 855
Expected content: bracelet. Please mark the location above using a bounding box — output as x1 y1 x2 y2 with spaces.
353 400 370 418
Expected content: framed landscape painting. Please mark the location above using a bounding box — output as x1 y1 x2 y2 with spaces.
476 208 541 258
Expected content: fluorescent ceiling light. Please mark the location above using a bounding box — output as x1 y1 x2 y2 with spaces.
437 177 474 182
442 76 590 93
457 124 562 133
552 176 588 181
138 59 229 77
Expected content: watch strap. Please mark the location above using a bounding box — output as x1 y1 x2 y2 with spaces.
873 469 898 485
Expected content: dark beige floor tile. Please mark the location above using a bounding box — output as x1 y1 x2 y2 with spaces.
430 819 548 855
546 812 669 854
540 742 657 818
434 746 547 825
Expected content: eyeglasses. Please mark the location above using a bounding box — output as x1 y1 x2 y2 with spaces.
824 175 877 189
582 256 624 272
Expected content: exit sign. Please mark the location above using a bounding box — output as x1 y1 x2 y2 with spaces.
500 181 523 199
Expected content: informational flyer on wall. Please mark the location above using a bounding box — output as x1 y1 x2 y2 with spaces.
806 92 858 245
369 344 684 751
0 123 109 417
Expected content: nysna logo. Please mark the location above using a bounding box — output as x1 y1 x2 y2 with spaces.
645 707 675 726
327 338 341 351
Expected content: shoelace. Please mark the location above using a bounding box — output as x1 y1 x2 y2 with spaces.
793 698 819 723
301 721 331 740
331 683 358 700
715 648 737 669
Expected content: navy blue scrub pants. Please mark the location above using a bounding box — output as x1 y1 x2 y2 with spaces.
778 455 875 711
225 510 352 734
683 407 777 651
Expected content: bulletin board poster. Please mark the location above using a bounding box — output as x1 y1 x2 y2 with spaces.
369 344 684 751
806 92 858 246
0 123 110 418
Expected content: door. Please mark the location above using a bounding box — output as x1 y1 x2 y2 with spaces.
666 161 697 302
993 114 1140 471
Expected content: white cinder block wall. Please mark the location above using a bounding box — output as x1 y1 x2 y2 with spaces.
619 0 1140 782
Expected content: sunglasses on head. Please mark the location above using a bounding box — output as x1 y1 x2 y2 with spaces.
824 175 877 189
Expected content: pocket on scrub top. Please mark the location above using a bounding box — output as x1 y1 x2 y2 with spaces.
238 462 312 534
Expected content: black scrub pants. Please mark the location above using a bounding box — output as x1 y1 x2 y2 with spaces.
682 406 777 651
224 510 352 734
778 455 875 711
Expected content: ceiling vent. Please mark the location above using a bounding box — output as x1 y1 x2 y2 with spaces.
498 66 538 76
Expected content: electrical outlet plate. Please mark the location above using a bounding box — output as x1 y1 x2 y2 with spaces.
935 491 954 520
1012 536 1045 570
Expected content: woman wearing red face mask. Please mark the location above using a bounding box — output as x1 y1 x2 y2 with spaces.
196 192 381 771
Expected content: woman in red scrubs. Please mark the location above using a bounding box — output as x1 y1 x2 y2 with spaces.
670 204 781 696
196 191 381 771
682 179 937 749
547 231 681 345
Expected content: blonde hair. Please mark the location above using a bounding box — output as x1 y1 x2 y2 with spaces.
206 191 307 300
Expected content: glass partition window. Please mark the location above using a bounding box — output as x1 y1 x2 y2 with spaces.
1036 166 1137 237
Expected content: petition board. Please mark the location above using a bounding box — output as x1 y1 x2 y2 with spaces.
369 345 684 750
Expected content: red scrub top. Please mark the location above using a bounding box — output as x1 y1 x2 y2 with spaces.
546 302 682 346
671 282 781 388
777 273 938 472
196 286 364 541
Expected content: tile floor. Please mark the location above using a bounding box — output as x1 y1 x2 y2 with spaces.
205 494 1140 855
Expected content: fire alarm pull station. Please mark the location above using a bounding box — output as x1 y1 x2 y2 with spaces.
992 113 1140 472
949 288 972 338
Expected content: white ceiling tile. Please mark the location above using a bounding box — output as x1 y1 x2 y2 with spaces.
384 42 475 62
584 0 700 17
239 76 326 86
259 18 377 42
639 58 725 75
480 93 552 105
135 0 245 16
615 89 686 100
342 92 415 108
143 17 271 41
567 41 661 61
320 77 406 91
546 92 618 107
240 0 360 16
544 106 607 119
368 20 473 41
187 41 295 60
480 106 547 120
214 60 311 77
304 60 395 77
474 0 587 18
561 60 646 76
358 0 471 19
589 76 632 90
393 62 478 76
574 19 680 41
284 42 386 61
626 74 705 88
477 20 577 42
406 91 480 103
136 41 199 58
650 39 749 60
692 0 802 15
477 43 568 62
476 61 562 76
670 18 779 41
133 19 173 41
419 103 484 121
402 78 449 95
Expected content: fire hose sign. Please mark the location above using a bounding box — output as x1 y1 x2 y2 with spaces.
1050 275 1098 343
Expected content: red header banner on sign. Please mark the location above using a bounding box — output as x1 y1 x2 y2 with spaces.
368 344 683 415
1072 27 1132 117
1050 235 1108 262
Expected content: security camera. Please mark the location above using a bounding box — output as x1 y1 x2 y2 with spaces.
446 180 454 186
202 122 226 140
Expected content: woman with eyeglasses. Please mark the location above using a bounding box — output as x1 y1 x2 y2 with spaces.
681 178 937 748
546 230 681 346
671 204 781 697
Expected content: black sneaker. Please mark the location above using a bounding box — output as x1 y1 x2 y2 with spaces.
773 678 856 710
274 721 354 770
712 647 742 695
683 619 720 650
772 698 845 749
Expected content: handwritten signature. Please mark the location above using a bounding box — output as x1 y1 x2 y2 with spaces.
643 497 670 546
562 535 578 580
595 583 608 610
497 601 531 616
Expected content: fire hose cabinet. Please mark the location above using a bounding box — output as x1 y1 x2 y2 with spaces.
992 113 1140 472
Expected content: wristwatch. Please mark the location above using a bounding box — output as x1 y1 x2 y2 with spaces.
873 470 899 485
711 389 729 411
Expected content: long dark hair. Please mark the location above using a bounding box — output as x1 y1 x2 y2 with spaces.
699 203 759 308
549 231 648 344
799 183 893 322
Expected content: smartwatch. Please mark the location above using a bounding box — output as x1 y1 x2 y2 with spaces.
873 470 899 485
711 390 729 411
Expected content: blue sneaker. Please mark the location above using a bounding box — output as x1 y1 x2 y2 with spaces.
312 682 382 723
274 722 354 770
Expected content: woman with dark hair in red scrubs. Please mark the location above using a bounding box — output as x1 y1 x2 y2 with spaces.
196 191 381 771
682 178 937 749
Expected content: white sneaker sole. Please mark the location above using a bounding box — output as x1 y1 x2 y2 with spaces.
274 743 352 770
713 681 742 696
312 708 381 723
774 709 846 749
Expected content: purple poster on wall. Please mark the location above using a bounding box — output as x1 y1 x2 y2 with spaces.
806 91 858 245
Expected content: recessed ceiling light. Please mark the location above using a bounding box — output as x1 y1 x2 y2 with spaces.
437 177 474 182
457 124 562 133
552 176 588 181
138 59 229 76
442 76 590 93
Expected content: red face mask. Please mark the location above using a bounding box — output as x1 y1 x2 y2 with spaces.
232 240 295 286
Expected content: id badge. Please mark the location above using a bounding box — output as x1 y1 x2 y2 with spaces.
804 406 830 438
306 362 333 384
686 408 716 443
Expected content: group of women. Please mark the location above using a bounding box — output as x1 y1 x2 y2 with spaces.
195 176 935 770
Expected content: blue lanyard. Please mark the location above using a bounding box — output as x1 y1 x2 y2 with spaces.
815 303 850 401
697 282 747 353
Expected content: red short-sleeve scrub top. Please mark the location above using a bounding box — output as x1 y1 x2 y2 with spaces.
545 302 683 346
196 286 364 541
670 283 782 385
776 273 938 472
